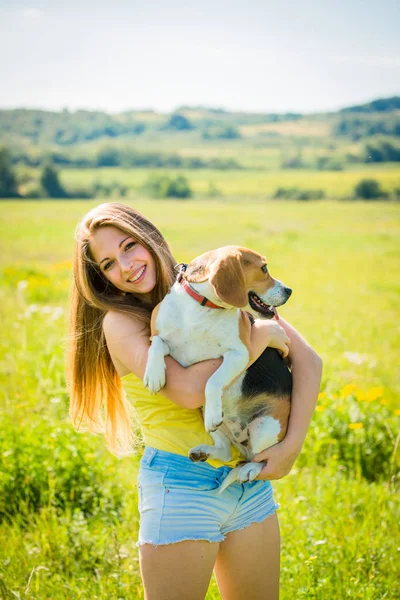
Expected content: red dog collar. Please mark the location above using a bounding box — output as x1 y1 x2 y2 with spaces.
175 262 223 309
179 277 223 309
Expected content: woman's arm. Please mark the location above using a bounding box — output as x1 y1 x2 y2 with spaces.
278 316 323 450
103 311 289 410
254 316 323 480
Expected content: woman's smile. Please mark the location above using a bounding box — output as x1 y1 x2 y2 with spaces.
90 226 157 297
127 265 147 284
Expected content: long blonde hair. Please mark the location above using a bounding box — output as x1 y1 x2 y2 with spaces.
67 202 176 456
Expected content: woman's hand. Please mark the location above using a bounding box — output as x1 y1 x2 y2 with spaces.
253 437 302 480
263 319 290 358
250 318 290 362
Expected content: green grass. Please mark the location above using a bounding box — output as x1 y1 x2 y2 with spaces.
0 199 399 599
1 199 399 397
0 464 397 599
17 164 400 198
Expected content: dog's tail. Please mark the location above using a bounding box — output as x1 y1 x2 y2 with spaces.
218 466 242 493
218 461 266 493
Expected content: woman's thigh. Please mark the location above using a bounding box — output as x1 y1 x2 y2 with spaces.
139 540 219 600
213 513 280 600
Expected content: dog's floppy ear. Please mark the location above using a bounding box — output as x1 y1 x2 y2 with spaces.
209 254 248 307
185 252 213 283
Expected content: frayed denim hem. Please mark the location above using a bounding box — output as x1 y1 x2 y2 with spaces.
221 501 280 537
137 503 280 547
136 535 224 547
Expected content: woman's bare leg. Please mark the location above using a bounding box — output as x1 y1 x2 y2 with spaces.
214 513 280 600
139 540 220 600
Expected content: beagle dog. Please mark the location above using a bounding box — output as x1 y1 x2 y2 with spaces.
144 245 292 490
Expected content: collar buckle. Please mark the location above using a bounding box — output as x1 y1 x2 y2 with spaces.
175 263 188 283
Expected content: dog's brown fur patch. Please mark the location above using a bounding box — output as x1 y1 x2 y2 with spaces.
150 303 161 339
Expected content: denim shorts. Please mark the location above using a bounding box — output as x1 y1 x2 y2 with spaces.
137 447 280 546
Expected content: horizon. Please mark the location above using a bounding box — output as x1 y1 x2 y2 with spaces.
1 0 399 114
1 93 399 117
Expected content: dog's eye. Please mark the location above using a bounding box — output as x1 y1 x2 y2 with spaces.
261 264 268 273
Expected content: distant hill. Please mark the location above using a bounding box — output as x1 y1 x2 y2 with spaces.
1 97 399 169
340 96 400 113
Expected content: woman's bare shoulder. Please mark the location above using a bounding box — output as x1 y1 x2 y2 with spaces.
102 310 151 377
103 310 148 341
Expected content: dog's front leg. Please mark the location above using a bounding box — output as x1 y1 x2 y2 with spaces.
204 348 249 432
189 429 232 463
143 336 170 394
189 431 231 462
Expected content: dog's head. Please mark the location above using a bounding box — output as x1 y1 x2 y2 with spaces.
184 245 292 317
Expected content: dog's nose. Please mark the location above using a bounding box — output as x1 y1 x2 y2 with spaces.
284 287 292 297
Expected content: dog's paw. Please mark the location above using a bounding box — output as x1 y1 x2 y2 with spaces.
189 446 210 462
143 363 166 394
237 462 264 483
204 409 224 433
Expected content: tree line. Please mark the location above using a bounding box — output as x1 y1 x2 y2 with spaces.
1 148 397 201
11 146 241 170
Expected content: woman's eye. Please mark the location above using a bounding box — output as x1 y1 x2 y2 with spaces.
261 264 268 273
125 242 136 251
104 261 113 271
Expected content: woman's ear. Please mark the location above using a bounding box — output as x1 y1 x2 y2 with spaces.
209 254 248 307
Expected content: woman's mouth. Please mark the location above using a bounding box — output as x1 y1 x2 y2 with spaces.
128 265 146 284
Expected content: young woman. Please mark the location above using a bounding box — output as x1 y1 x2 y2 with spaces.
68 202 322 600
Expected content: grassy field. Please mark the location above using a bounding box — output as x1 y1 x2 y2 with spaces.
0 198 399 599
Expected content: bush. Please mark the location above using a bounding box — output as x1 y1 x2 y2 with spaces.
92 181 128 198
273 187 325 201
40 164 68 198
96 146 120 167
316 156 344 171
354 179 388 200
301 386 399 483
24 186 44 199
202 126 241 140
0 416 124 522
144 174 192 199
164 114 194 131
364 139 400 163
281 153 306 169
0 147 19 198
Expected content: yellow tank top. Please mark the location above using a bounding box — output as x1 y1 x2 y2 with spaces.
121 372 241 469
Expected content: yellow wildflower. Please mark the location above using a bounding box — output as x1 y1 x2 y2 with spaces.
366 387 384 402
379 399 389 406
50 260 72 271
348 423 363 430
318 391 327 400
355 389 366 402
340 384 357 398
395 410 400 416
315 405 325 413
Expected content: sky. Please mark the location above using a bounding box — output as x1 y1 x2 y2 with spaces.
0 0 399 114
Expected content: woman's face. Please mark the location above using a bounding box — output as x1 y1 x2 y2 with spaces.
90 226 157 299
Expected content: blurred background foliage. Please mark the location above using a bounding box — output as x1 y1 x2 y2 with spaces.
1 96 400 201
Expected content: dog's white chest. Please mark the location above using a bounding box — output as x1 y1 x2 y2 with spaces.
155 286 243 366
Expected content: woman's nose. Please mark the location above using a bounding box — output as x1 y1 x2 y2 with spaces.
119 254 132 272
